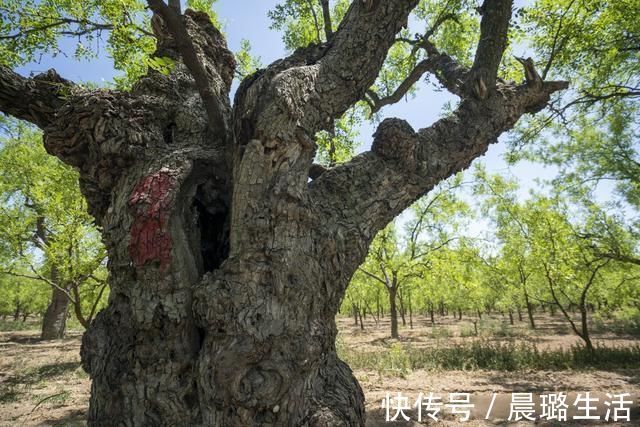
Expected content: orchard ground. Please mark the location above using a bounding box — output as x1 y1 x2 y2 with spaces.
1 314 639 426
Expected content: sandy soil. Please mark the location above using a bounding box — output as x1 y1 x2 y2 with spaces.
1 315 638 426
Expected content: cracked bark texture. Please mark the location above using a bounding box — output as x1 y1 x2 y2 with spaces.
0 1 567 425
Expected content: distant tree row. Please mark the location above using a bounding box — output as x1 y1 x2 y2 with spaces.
342 168 640 352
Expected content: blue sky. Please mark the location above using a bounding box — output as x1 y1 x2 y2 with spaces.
14 0 571 220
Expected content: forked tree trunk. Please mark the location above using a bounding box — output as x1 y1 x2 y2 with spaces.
0 1 567 423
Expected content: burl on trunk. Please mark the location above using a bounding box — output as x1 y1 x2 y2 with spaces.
0 0 567 425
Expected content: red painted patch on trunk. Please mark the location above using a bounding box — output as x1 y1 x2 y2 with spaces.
128 169 178 271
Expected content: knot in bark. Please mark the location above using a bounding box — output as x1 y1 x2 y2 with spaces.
193 273 232 331
371 118 418 169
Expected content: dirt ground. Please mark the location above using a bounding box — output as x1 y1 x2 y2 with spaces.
1 314 639 426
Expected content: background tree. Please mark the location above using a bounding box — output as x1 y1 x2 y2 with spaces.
0 123 108 338
509 0 640 210
0 273 48 322
358 177 467 338
476 169 640 350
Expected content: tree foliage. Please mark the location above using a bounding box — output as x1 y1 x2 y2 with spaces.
0 122 108 327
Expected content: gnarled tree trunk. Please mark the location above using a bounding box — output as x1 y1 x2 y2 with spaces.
0 0 568 424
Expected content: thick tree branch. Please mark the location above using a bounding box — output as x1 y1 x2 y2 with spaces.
147 0 234 135
0 67 72 129
232 0 420 174
309 0 420 120
419 40 469 96
310 79 568 267
168 0 181 14
467 0 514 98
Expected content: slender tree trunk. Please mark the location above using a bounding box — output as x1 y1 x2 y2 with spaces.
353 303 359 326
12 303 20 321
508 309 514 325
358 307 364 331
369 303 379 325
429 304 435 325
398 289 407 327
389 286 399 339
580 307 594 352
524 290 536 329
458 309 462 320
408 291 413 330
41 268 69 340
517 306 523 322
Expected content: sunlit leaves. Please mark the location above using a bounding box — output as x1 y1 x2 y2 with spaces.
143 55 175 76
235 39 262 79
508 0 640 213
0 0 224 88
268 0 349 50
186 0 220 26
0 121 108 317
315 106 363 166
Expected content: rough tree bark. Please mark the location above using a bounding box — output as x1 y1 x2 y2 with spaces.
0 0 568 425
41 278 70 340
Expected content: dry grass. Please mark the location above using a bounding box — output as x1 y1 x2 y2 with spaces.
0 314 638 426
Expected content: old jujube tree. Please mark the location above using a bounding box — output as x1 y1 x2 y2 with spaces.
0 0 567 424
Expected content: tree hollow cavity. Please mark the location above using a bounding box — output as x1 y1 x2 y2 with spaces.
193 182 229 273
